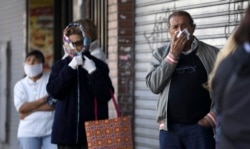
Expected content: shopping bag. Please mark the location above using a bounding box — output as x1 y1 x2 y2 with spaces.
84 90 133 149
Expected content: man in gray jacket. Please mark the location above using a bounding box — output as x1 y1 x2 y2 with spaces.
146 10 218 149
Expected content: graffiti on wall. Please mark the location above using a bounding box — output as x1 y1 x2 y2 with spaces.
144 1 249 50
118 45 133 100
144 8 171 51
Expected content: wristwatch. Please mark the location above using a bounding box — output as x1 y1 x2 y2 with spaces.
47 96 57 107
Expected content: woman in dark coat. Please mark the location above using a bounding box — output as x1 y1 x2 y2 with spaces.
46 20 114 149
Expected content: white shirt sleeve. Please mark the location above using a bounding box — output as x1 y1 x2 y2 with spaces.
13 81 27 112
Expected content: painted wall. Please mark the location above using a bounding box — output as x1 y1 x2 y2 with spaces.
0 0 26 149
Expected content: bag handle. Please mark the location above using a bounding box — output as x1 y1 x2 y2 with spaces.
94 89 121 120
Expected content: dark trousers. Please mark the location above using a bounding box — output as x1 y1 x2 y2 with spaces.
57 144 88 149
160 123 215 149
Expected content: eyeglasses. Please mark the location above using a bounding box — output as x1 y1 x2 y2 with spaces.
175 66 196 74
71 40 83 46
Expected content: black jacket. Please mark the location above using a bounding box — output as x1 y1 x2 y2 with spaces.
46 55 114 145
213 45 250 149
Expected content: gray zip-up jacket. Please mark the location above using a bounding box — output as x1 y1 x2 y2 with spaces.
145 37 219 130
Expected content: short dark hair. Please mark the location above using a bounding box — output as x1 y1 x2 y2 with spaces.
167 10 196 28
26 50 45 64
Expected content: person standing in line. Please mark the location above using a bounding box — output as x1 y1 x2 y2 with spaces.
208 5 250 149
62 18 106 62
46 20 114 149
206 30 236 149
14 50 56 149
145 10 219 149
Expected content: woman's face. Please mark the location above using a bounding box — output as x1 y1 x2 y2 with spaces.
64 34 84 57
69 34 83 52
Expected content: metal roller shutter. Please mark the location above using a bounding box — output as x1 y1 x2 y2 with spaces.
134 0 249 148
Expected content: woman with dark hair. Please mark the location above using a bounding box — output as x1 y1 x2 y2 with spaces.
14 50 56 149
209 5 250 149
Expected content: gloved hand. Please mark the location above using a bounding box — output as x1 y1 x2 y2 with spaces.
68 55 83 69
82 56 96 74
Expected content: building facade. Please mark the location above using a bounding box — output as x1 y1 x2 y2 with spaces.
0 0 249 149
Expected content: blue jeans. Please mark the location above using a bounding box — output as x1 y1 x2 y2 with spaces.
160 123 215 149
18 135 57 149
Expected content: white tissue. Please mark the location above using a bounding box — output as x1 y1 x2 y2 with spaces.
177 29 190 40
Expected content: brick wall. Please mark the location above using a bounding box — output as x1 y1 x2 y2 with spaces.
107 0 135 120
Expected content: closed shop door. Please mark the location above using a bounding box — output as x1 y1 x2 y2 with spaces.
134 0 249 148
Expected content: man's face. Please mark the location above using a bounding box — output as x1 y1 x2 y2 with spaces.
168 15 195 39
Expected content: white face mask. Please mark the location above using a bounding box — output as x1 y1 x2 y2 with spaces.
24 63 43 77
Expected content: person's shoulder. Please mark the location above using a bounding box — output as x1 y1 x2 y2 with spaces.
153 43 170 58
198 40 219 50
158 45 168 52
52 58 69 69
91 55 107 65
91 48 106 62
42 71 51 78
198 40 219 51
14 76 27 88
56 58 69 65
90 40 106 61
232 45 250 63
158 42 170 52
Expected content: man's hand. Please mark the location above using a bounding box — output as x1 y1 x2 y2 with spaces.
170 31 189 57
198 117 211 127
